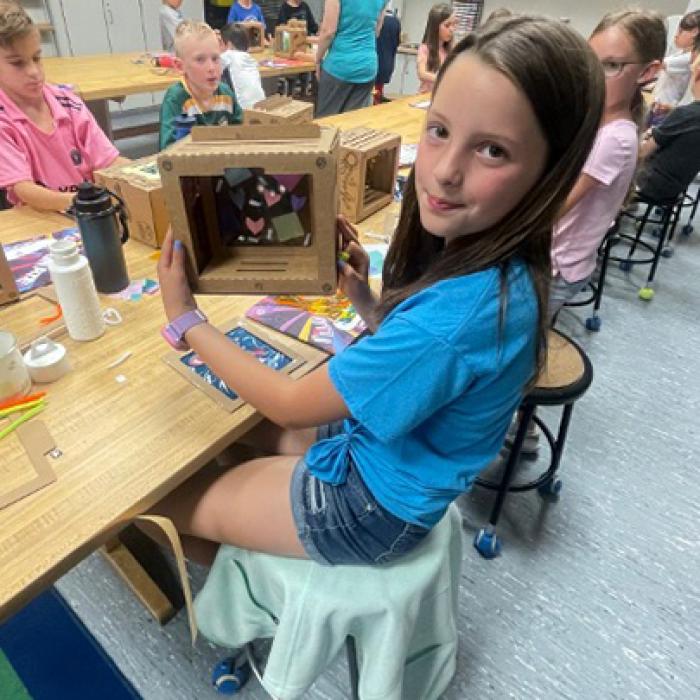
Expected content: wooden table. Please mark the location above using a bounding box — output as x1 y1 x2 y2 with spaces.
42 50 316 138
0 95 426 623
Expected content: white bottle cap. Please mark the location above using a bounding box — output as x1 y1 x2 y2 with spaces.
49 239 80 266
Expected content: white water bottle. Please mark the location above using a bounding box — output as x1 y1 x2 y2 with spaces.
47 239 105 341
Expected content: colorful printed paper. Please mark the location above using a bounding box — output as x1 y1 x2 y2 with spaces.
245 294 366 354
179 326 293 400
3 228 81 293
107 278 160 302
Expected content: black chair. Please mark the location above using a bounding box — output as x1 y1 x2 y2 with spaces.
473 329 593 558
612 193 682 301
0 188 10 211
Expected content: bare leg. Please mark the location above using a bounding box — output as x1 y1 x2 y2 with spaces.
151 455 308 560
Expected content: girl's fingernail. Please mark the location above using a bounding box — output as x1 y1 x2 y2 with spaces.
174 240 183 251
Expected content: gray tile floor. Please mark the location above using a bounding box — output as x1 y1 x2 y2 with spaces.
56 197 700 699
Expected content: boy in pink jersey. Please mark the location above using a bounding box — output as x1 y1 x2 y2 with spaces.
0 1 123 212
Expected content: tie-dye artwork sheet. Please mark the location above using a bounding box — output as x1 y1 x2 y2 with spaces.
245 294 367 355
3 228 81 293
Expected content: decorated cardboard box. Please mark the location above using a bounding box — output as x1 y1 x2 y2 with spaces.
94 157 169 248
158 124 339 295
274 19 308 58
0 244 19 306
243 95 313 126
242 21 265 53
338 127 401 223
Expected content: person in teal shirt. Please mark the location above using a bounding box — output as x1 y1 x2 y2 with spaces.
315 0 388 117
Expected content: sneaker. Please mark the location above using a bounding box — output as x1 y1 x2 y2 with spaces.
503 419 540 457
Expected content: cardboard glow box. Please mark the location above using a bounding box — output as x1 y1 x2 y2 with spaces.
243 95 314 126
157 123 339 296
94 157 169 248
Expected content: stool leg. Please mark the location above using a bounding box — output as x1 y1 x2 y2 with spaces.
537 403 574 498
639 207 670 301
346 636 360 700
474 404 536 558
627 204 651 259
586 229 615 331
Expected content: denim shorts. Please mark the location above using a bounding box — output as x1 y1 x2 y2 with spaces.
290 423 430 566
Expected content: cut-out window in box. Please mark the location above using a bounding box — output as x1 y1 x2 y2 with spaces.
159 124 339 296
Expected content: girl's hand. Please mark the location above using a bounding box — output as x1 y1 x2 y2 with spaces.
157 229 197 322
336 216 370 300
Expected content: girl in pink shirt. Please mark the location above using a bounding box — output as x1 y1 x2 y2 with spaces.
0 2 122 212
549 9 667 318
416 4 455 94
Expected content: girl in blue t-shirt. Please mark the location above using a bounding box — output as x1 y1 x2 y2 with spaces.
154 16 604 567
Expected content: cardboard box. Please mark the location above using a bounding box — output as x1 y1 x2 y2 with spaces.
0 244 19 306
94 157 169 248
243 95 313 126
158 124 339 296
274 20 308 58
338 127 401 223
241 21 264 53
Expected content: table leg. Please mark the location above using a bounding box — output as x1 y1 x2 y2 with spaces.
85 99 113 141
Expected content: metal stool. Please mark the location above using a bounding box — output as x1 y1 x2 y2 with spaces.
559 220 619 332
473 329 593 558
614 194 682 300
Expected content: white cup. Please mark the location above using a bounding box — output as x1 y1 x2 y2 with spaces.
0 330 32 401
23 336 71 384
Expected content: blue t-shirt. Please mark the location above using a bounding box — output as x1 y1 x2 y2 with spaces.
227 2 266 30
322 0 386 84
305 261 538 528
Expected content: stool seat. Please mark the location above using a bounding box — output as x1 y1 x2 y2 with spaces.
195 504 463 700
528 329 593 405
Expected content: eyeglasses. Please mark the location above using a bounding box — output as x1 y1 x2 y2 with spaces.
600 60 643 78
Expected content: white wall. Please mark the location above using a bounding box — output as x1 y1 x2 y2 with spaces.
397 0 688 43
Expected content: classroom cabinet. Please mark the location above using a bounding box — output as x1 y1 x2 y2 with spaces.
47 0 204 111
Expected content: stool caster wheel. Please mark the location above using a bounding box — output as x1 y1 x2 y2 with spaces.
585 316 602 332
619 260 633 272
653 206 664 217
681 224 693 236
212 657 251 695
661 246 674 258
638 287 655 301
651 228 662 239
473 528 501 559
538 478 562 498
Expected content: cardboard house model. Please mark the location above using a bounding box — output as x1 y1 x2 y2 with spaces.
338 127 401 223
244 95 313 126
158 124 339 295
242 21 265 53
274 19 308 58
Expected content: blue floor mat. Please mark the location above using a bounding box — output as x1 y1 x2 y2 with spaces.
0 588 140 700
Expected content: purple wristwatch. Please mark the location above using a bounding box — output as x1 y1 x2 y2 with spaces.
161 309 208 351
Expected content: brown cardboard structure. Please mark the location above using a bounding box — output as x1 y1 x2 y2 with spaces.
243 95 314 126
338 127 401 223
0 244 19 306
158 124 339 295
274 19 308 58
241 21 265 53
95 157 169 248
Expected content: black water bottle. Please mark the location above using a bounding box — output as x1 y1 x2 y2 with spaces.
73 182 130 293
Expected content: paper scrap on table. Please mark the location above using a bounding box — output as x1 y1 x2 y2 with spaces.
108 278 160 302
410 100 431 110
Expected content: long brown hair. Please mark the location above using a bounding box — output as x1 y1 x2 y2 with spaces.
591 9 666 128
422 3 453 73
380 16 605 379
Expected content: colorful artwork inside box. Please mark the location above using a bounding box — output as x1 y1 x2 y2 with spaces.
180 326 293 401
3 228 81 294
214 169 311 246
245 294 366 354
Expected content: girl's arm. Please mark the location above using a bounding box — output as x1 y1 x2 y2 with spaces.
12 181 75 213
639 131 659 160
157 230 350 429
315 0 339 76
557 173 598 218
416 46 437 89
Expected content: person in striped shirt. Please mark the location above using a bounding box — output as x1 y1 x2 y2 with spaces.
159 20 242 150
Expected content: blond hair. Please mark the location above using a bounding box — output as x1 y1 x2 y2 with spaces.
0 1 35 49
173 20 216 58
